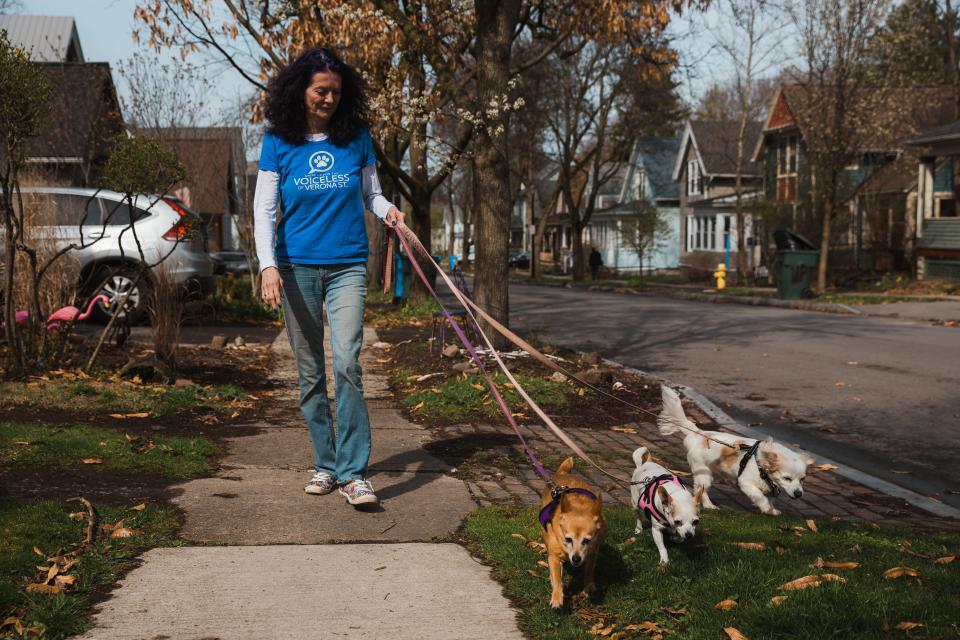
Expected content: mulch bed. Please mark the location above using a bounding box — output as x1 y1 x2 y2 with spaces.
375 322 665 433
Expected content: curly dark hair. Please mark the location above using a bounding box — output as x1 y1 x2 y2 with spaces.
265 47 370 147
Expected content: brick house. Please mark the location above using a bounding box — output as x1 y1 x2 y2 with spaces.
752 84 955 276
673 120 764 275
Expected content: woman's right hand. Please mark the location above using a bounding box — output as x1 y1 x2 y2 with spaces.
261 266 283 309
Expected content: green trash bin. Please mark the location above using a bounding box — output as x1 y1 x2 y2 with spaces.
774 229 819 299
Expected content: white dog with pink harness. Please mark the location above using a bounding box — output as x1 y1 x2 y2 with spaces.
630 446 704 564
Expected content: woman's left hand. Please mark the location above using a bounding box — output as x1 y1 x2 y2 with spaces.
385 207 405 227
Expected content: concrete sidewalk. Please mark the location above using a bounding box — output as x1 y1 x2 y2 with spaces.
78 328 523 640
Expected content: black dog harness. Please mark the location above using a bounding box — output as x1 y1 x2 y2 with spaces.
738 441 779 496
539 485 598 529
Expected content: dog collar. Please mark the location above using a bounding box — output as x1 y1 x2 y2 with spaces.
636 474 683 526
539 486 598 529
738 442 780 496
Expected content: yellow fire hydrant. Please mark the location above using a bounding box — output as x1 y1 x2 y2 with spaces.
714 263 727 290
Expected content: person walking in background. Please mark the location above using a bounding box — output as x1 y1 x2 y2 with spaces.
589 247 603 281
253 47 403 507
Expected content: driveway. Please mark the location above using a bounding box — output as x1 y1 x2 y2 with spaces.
509 283 960 507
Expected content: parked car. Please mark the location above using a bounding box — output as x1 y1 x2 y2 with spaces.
210 249 256 276
6 187 214 322
508 252 530 269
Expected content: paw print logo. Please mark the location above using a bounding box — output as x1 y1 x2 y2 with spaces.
308 150 335 174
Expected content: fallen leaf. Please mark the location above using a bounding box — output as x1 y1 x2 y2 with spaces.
598 624 615 636
820 573 847 583
895 622 924 631
13 440 31 445
884 566 919 579
68 511 86 520
54 574 76 587
806 519 818 533
526 569 542 578
471 384 484 391
623 536 637 546
32 546 45 557
781 575 822 590
82 458 102 465
846 360 859 366
715 598 738 610
732 542 766 551
109 412 150 419
934 555 955 564
1 617 24 634
834 381 847 388
45 564 59 583
611 426 636 434
769 595 789 606
25 583 60 594
130 503 146 511
537 560 549 569
410 401 425 412
775 544 787 555
823 561 859 569
635 621 668 634
815 463 838 471
606 483 622 492
658 606 687 617
510 533 526 541
724 627 748 640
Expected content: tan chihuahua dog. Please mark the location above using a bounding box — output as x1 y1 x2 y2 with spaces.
539 457 607 609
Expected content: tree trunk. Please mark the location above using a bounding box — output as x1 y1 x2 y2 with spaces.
947 0 960 119
526 157 537 279
472 0 521 345
817 185 834 292
571 220 585 281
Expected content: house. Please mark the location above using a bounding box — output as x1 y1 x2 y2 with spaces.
752 84 954 275
674 120 764 274
907 121 960 280
153 127 247 252
0 15 124 186
591 136 681 273
0 14 84 62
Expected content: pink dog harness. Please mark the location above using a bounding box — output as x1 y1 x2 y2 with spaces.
636 474 683 526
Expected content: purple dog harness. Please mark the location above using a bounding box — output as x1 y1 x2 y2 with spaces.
539 486 598 529
636 474 683 526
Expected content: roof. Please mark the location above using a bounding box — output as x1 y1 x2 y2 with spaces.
906 120 960 146
0 14 84 62
147 127 246 214
672 120 763 180
632 136 680 200
755 84 955 159
24 62 123 161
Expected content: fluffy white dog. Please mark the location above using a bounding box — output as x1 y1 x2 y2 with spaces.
657 385 813 516
630 446 702 564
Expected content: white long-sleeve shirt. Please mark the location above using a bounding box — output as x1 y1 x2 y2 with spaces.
253 132 395 272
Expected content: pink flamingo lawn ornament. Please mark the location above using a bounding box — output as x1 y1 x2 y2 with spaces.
45 294 110 331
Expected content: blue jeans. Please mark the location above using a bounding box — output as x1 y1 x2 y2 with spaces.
278 262 371 481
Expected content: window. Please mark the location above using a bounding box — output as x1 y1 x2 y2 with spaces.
100 200 151 226
687 215 722 251
636 170 647 200
687 161 703 196
26 193 103 226
777 136 798 177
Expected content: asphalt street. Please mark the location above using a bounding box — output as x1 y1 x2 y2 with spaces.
508 283 960 508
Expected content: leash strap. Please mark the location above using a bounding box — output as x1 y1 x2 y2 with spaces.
383 235 395 295
393 226 553 485
539 486 598 529
392 225 734 451
394 224 632 485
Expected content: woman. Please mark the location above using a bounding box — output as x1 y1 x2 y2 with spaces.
253 47 403 506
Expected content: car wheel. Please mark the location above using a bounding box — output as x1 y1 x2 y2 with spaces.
89 266 150 324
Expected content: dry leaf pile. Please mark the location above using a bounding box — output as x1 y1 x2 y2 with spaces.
23 546 80 596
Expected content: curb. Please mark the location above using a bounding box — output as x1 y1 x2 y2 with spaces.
661 290 856 314
602 359 960 521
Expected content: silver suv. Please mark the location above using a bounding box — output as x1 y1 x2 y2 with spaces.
13 187 214 322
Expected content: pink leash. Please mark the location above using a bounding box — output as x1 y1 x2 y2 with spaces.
394 223 633 485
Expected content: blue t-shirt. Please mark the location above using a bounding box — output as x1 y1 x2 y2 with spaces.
258 128 376 264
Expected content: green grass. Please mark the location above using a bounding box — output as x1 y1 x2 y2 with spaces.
0 379 250 417
463 505 960 640
0 497 182 639
366 289 441 328
204 275 281 323
0 422 218 479
399 370 572 421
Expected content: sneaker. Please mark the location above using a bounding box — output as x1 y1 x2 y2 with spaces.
304 469 337 495
339 478 378 506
